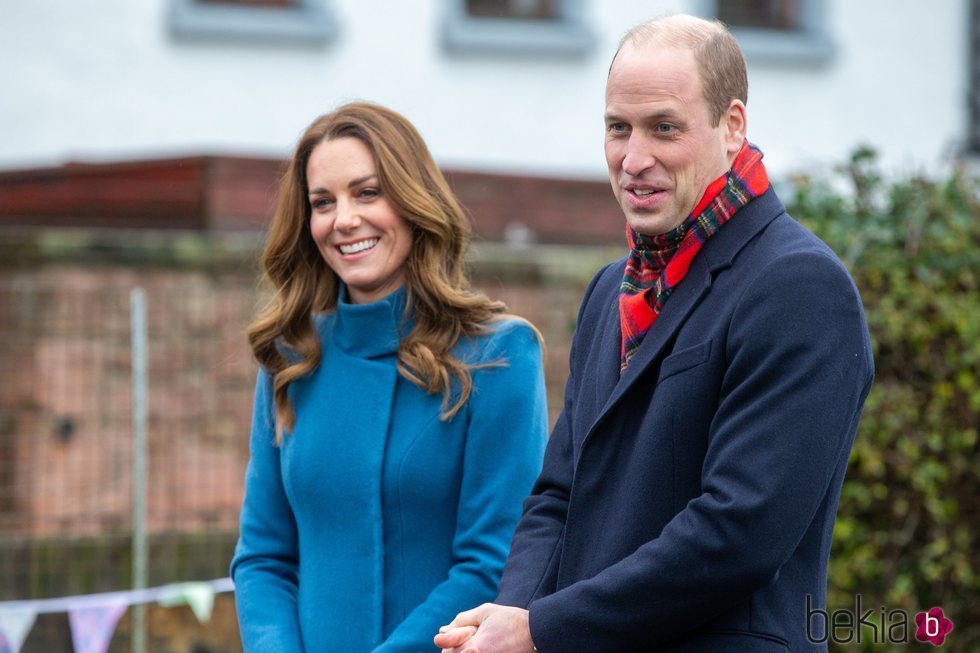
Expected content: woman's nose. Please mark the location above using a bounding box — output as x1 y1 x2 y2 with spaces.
333 201 360 231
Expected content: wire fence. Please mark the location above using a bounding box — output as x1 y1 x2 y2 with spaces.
0 267 258 651
0 253 588 652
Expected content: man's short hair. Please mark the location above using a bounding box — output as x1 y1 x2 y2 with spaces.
613 15 748 126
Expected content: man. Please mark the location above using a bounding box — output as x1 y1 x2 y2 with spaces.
435 14 873 653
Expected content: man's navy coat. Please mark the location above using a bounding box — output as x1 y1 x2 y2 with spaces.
496 189 874 652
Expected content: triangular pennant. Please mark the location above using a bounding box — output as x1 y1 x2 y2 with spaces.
181 584 215 624
0 606 37 653
68 597 128 653
158 583 215 624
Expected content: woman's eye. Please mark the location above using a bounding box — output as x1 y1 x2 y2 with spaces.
311 198 334 209
359 188 380 199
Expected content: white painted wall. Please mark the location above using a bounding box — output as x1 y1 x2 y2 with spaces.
0 0 968 180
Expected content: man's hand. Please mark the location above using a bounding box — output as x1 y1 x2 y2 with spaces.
433 603 535 653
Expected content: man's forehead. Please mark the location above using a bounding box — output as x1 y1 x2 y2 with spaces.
606 71 694 100
610 42 698 79
604 100 686 120
606 46 702 107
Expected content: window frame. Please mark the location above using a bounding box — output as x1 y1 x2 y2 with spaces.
168 0 337 45
442 0 594 57
697 0 834 65
969 0 980 153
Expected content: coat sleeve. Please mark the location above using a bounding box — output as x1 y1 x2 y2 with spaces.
229 370 304 653
374 320 549 653
496 265 612 608
527 251 874 652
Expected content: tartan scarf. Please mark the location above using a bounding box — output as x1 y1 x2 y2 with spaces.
618 141 770 372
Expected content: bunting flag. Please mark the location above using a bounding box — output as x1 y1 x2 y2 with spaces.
157 582 216 624
68 597 128 653
0 578 234 653
0 606 36 653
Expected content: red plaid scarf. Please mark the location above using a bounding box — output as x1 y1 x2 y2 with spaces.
619 141 769 372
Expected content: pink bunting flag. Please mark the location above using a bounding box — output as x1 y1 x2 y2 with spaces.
68 597 128 653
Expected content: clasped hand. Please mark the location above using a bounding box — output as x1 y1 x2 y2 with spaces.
433 603 535 653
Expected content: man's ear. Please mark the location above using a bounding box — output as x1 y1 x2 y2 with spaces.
723 99 747 156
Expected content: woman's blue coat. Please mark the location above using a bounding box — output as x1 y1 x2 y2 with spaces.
231 287 548 652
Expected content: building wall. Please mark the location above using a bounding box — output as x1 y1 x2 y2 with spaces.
0 265 257 539
0 0 968 180
0 232 597 545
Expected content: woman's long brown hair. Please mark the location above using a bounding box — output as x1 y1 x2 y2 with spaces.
247 102 531 442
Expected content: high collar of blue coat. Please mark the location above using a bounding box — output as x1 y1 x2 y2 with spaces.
328 283 411 359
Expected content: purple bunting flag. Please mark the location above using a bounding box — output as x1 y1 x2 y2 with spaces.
68 598 128 653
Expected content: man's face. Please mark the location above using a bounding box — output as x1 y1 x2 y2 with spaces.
605 43 740 236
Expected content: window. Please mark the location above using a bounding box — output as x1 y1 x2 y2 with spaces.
169 0 336 45
971 0 980 153
443 0 594 56
717 0 802 31
700 0 833 64
465 0 559 21
196 0 298 7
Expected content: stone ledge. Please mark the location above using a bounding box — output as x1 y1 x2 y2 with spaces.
0 228 623 284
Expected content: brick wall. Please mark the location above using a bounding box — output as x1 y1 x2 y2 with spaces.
0 266 256 540
0 231 616 604
0 154 627 649
0 156 624 245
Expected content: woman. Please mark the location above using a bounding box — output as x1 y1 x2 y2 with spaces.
230 102 548 652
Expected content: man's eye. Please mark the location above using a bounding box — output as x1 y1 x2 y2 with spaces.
656 123 676 133
608 123 628 133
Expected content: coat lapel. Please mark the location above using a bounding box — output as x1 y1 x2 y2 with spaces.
585 188 786 439
591 290 624 417
593 256 712 427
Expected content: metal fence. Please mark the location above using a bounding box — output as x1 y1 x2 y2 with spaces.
0 267 258 651
0 245 593 652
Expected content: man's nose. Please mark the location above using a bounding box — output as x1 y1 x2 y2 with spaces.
622 136 654 176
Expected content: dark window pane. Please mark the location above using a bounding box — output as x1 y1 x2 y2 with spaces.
970 0 980 151
466 0 560 21
717 0 802 31
195 0 299 8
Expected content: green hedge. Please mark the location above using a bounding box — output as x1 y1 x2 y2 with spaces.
789 147 979 652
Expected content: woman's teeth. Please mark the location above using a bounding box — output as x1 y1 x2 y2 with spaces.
339 238 379 255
